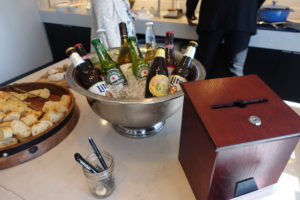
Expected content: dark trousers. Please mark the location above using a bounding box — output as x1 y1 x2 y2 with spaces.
196 31 251 78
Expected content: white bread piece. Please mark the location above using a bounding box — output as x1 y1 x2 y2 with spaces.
0 137 18 148
0 112 4 122
11 120 31 139
28 88 50 99
48 72 65 82
59 95 71 108
41 111 64 123
31 120 53 136
39 88 51 99
0 121 11 128
3 112 21 122
21 114 38 126
5 98 28 113
25 107 43 118
0 127 13 141
47 68 59 75
42 101 68 113
10 92 29 101
0 91 11 100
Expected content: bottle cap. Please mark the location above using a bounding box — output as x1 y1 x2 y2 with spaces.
73 43 83 48
65 47 75 54
166 30 174 35
189 41 198 47
145 21 154 26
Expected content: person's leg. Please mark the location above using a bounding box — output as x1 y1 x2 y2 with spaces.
196 31 224 78
223 31 251 76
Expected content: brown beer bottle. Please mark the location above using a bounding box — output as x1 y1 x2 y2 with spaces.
73 43 94 68
165 31 177 75
169 41 198 94
117 22 132 65
145 47 169 98
65 47 113 97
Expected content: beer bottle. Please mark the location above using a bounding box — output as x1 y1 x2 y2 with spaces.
91 38 127 87
145 47 169 98
65 47 112 97
144 22 156 61
117 22 132 65
169 41 198 94
74 43 94 68
128 37 149 79
165 31 177 75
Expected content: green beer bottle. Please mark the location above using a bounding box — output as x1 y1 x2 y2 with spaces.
128 37 149 79
91 38 127 87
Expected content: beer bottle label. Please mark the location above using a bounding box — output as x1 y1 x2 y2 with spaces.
184 46 196 58
169 75 187 94
136 64 149 79
149 74 169 97
69 53 85 67
88 81 113 97
167 65 176 75
106 67 125 86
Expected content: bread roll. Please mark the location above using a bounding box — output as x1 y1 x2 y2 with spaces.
0 137 18 148
3 112 21 122
31 120 53 136
41 111 64 123
0 127 13 141
11 120 31 139
21 114 38 126
59 95 71 108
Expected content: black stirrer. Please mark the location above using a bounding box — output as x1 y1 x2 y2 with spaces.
74 153 100 173
88 137 108 170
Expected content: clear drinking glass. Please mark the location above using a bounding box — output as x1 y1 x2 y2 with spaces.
83 152 115 198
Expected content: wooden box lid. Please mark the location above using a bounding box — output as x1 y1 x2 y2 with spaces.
181 75 300 150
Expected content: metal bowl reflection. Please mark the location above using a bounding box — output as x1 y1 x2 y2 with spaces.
66 53 205 138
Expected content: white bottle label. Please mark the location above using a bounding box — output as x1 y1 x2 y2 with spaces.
69 53 85 67
169 75 187 94
88 81 113 97
184 46 196 59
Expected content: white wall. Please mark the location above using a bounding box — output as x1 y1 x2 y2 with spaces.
0 0 53 84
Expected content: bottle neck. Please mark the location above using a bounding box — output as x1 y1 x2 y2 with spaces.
184 46 196 59
121 35 129 45
92 40 113 63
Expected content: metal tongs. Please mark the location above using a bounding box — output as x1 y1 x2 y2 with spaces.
211 98 268 109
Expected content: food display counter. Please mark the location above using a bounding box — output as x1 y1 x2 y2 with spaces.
0 59 299 199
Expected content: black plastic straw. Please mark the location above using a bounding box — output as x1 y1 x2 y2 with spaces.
88 137 108 170
74 153 100 173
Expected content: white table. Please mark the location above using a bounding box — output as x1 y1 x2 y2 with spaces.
0 59 299 200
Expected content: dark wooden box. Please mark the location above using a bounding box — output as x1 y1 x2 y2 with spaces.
179 75 300 200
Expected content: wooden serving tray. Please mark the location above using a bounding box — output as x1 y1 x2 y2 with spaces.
0 82 80 169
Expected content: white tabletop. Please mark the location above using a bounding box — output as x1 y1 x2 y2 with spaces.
0 59 299 200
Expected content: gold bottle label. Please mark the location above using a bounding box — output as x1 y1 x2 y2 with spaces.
169 75 187 94
149 74 169 97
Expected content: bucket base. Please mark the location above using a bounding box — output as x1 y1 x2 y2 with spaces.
112 121 165 138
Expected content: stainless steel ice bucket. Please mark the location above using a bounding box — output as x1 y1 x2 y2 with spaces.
66 52 206 138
